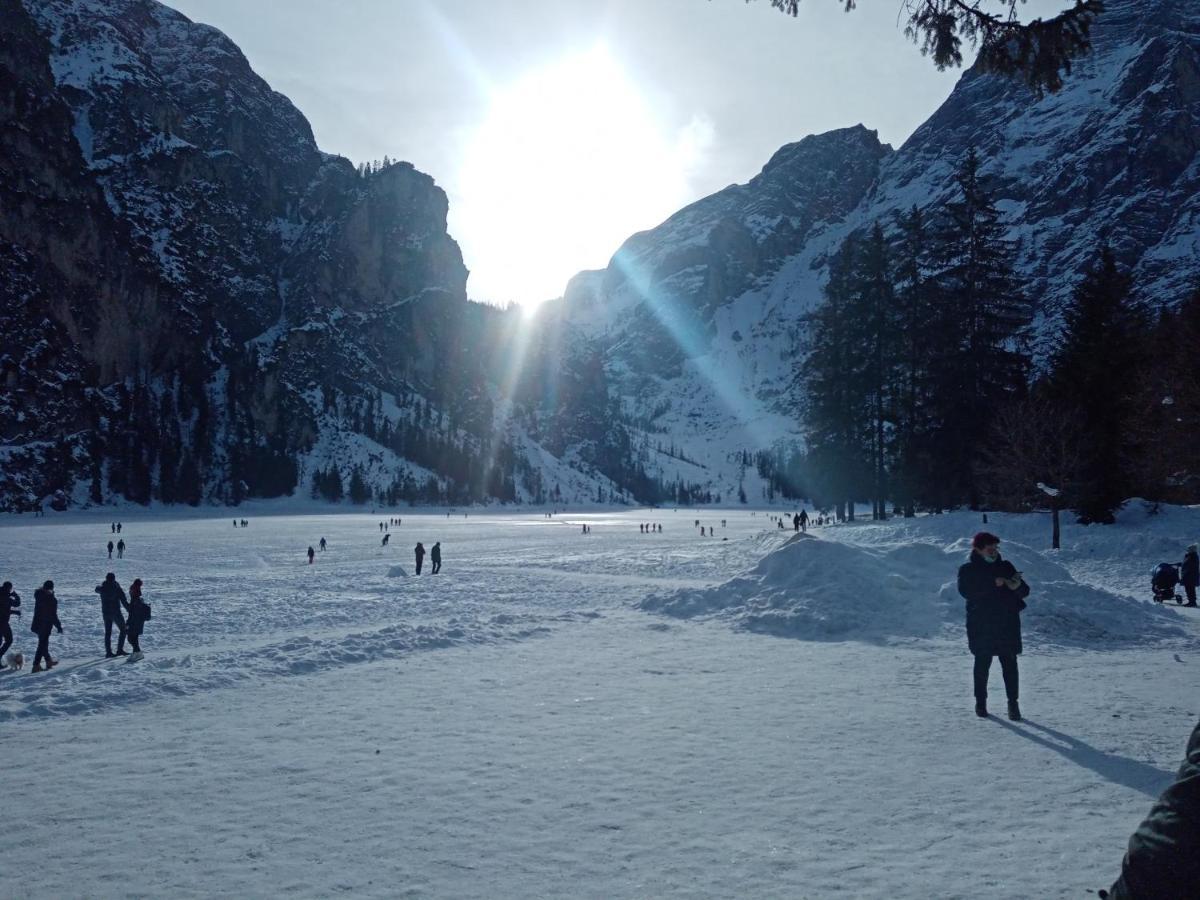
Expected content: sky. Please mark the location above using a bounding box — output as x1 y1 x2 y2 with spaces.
168 0 1074 307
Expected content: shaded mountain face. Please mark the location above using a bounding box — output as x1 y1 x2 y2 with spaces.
0 0 608 510
539 0 1200 502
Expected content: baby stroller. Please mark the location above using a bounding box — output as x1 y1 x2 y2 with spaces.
1151 562 1184 604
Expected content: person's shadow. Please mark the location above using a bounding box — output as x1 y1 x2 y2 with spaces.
992 718 1175 798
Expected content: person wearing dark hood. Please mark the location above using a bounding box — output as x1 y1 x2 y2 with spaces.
307 546 315 565
107 540 114 559
126 578 150 655
31 580 62 672
116 538 125 559
1099 718 1200 899
431 542 441 574
94 572 129 658
414 542 425 575
0 580 21 664
957 532 1030 720
1181 544 1199 607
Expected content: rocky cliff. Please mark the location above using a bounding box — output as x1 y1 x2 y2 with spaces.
540 0 1200 503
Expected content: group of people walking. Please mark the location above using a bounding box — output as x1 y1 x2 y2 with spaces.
0 572 150 672
305 532 442 575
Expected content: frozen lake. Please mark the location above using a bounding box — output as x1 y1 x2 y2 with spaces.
1 505 1197 898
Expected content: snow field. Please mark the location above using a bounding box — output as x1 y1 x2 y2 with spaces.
0 504 1198 898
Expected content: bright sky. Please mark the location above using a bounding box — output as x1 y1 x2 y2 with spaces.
169 0 1074 307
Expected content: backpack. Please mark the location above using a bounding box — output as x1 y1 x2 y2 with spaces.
142 603 152 621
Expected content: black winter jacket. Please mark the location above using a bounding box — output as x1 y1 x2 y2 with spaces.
0 586 20 622
95 579 127 611
1102 718 1200 899
30 588 61 637
1181 551 1199 588
957 550 1030 656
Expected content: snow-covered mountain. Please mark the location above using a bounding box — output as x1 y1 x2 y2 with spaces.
4 0 1198 510
540 0 1200 501
0 0 626 510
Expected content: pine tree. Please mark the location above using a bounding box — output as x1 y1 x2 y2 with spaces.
890 205 936 515
925 147 1032 508
1046 248 1146 523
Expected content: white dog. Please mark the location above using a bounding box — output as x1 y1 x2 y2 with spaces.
5 652 25 671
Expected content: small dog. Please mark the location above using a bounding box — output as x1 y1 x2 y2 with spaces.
5 652 25 671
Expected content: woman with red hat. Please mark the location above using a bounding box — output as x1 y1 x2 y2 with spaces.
957 532 1030 720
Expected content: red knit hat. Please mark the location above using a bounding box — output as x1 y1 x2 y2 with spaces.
972 531 1001 548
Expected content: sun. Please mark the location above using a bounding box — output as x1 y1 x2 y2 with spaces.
454 45 710 308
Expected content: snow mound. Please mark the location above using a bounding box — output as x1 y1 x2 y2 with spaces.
387 565 408 577
641 534 954 641
643 534 1187 646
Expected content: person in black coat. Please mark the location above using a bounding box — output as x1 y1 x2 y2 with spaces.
414 542 425 575
957 532 1030 720
126 578 149 654
430 542 441 574
0 580 21 663
30 580 62 672
94 572 129 657
1100 718 1200 899
1180 544 1198 607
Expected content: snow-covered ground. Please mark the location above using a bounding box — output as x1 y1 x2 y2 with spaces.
1 503 1198 898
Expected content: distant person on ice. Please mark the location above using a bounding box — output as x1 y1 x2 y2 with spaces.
414 542 426 575
30 580 61 672
95 572 129 658
319 537 327 551
107 540 114 559
126 578 150 655
307 546 315 565
0 580 21 665
800 509 809 532
117 538 125 559
382 533 390 547
957 532 1029 720
1181 544 1198 607
431 542 441 574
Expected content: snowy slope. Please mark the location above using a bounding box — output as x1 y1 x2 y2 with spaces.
544 0 1200 496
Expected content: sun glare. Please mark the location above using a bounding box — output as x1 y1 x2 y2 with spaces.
454 46 711 308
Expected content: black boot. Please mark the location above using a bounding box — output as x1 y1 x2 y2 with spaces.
1007 700 1022 721
975 702 988 718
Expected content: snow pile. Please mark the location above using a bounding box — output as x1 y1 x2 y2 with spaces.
644 533 1186 646
387 565 408 577
642 533 955 641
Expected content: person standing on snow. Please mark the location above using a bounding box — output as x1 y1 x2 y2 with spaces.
307 546 315 565
107 540 114 559
319 537 327 552
431 542 441 574
30 580 62 672
382 533 390 547
0 580 21 664
117 538 125 559
957 532 1029 720
414 542 426 575
126 578 150 655
95 572 129 658
799 509 809 532
1181 545 1199 607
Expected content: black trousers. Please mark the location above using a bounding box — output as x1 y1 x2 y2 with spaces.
1186 584 1197 605
127 627 142 653
103 607 127 652
33 632 51 668
416 558 423 574
0 620 11 659
432 560 441 574
973 653 1019 702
